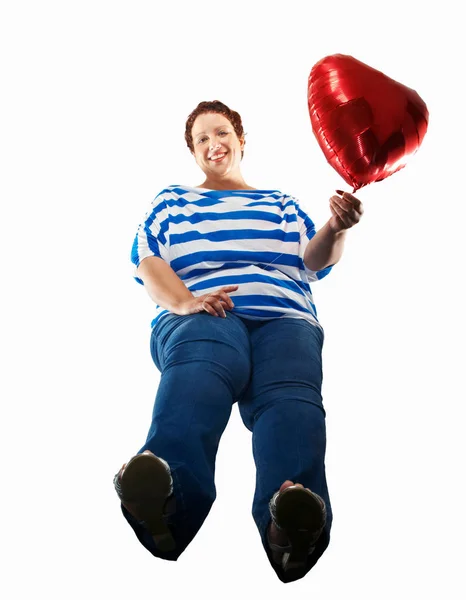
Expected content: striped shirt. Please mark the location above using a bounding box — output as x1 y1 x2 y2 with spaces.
131 185 334 332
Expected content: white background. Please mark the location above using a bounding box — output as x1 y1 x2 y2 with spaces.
1 0 465 598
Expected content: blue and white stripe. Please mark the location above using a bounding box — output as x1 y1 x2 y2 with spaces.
131 185 333 331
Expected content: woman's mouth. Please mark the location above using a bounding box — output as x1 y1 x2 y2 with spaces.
209 152 228 162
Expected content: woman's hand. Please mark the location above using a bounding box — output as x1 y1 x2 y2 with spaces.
329 190 364 233
175 285 238 318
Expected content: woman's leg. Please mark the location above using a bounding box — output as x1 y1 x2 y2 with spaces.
237 317 332 583
119 312 251 560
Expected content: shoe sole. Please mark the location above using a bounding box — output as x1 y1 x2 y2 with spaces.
274 487 326 570
118 453 176 552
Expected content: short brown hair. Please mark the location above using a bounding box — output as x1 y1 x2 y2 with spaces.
185 100 246 160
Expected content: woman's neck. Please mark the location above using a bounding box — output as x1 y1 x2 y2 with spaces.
196 176 255 191
195 184 257 191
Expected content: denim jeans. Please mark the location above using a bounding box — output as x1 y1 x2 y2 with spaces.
119 311 333 583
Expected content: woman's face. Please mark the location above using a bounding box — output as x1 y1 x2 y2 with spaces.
191 112 244 178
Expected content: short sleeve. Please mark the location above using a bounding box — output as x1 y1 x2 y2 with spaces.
131 192 170 285
291 195 334 283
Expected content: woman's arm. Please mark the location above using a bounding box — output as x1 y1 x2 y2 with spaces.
303 221 347 271
303 190 363 271
137 256 194 312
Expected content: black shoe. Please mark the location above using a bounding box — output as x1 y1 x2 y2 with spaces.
268 485 326 572
113 451 176 551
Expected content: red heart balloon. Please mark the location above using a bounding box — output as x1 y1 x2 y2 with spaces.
308 54 429 191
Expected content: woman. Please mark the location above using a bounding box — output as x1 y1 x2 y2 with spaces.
113 100 364 583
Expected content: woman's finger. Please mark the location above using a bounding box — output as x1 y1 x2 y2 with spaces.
208 297 226 318
330 198 351 227
336 190 364 213
210 289 236 309
329 203 341 220
202 299 217 317
331 197 360 225
332 194 356 211
219 292 235 309
331 195 347 210
202 296 218 317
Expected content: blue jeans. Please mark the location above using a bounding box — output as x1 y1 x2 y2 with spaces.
120 312 333 583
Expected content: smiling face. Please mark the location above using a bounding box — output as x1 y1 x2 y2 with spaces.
190 112 245 181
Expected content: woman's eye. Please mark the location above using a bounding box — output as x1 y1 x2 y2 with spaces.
198 131 228 144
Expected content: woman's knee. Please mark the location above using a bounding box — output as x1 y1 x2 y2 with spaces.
156 313 251 394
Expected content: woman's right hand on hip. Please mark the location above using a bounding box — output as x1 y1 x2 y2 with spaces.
175 285 238 318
